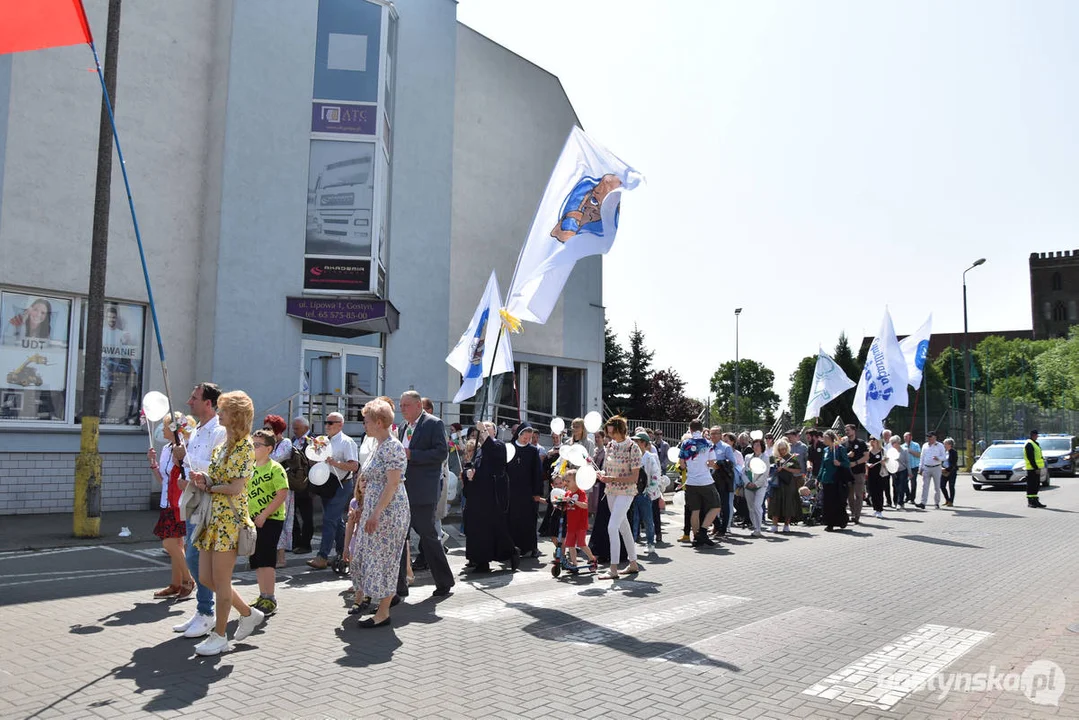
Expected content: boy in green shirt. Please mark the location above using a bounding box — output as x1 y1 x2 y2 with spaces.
248 429 289 614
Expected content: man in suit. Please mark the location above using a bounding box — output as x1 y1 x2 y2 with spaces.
396 391 455 598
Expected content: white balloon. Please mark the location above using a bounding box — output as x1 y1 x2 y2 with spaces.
667 446 680 464
305 439 332 463
446 472 458 502
141 391 170 423
308 462 331 486
748 456 768 476
505 443 516 463
567 445 588 466
673 490 686 506
549 417 565 435
885 458 900 474
583 411 603 434
550 487 567 503
575 464 597 491
558 444 575 461
750 430 764 441
886 447 900 460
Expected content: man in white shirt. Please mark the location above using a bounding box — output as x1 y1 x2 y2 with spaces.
678 420 722 547
915 432 946 509
307 412 358 569
172 382 226 639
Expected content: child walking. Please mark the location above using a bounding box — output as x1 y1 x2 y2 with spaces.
562 473 597 571
342 481 370 615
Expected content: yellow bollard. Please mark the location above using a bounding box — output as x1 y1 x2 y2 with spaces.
73 416 102 538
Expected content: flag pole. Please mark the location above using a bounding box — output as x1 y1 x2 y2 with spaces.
84 7 175 410
478 324 507 424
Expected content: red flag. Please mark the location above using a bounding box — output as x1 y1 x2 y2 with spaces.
0 0 92 55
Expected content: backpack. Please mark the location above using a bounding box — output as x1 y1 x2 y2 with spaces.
285 440 312 492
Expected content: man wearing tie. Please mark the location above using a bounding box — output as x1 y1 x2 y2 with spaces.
396 391 455 599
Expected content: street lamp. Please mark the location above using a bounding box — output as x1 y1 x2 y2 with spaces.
734 308 742 427
962 258 986 468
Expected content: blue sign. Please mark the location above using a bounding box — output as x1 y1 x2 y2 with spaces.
313 0 382 104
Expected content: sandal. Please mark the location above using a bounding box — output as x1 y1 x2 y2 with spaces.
597 571 620 580
176 580 195 599
153 584 181 598
620 564 641 575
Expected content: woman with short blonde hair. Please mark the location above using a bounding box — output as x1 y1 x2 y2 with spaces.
769 438 803 533
189 390 263 655
352 399 411 627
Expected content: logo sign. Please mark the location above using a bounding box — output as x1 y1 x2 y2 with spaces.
303 258 371 292
915 339 930 371
312 101 377 135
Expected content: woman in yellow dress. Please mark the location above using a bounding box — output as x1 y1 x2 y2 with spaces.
189 390 263 656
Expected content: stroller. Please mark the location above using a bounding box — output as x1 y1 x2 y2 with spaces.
800 478 823 526
549 492 596 578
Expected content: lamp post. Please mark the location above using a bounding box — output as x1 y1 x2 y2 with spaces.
962 258 986 468
734 308 742 427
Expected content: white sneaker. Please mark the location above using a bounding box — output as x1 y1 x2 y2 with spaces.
875 511 883 519
194 631 231 656
233 607 265 642
782 524 790 533
770 525 778 533
182 613 215 638
646 543 655 554
173 611 198 633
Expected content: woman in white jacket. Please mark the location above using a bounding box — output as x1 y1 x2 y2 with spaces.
743 438 769 537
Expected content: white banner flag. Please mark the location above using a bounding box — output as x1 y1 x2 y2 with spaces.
446 271 514 404
504 126 642 325
899 314 933 389
804 348 856 421
853 309 910 437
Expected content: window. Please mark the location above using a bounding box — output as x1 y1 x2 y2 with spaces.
528 364 554 417
1 290 145 425
1053 302 1067 322
556 367 585 420
1043 302 1052 321
1070 301 1078 322
75 301 146 425
1052 272 1063 291
0 292 72 421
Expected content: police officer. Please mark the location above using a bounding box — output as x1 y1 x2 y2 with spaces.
1024 429 1047 509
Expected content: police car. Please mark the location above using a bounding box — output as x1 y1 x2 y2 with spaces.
971 441 1050 490
1038 434 1077 477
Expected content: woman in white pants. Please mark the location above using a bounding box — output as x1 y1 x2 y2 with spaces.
743 439 769 537
596 416 642 580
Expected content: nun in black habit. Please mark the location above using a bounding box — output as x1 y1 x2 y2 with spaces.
506 424 545 558
462 425 519 573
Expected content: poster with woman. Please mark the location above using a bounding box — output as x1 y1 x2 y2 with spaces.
0 292 71 421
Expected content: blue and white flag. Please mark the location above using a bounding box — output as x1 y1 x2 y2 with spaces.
853 309 910 437
804 348 856 421
447 271 514 404
899 314 933 389
504 126 643 325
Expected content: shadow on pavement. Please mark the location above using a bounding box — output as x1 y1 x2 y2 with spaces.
97 601 186 628
108 639 251 714
334 624 402 668
513 603 741 671
899 534 983 549
951 509 1025 519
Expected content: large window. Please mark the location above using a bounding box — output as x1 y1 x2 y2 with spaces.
0 289 145 425
557 367 585 420
528 364 554 417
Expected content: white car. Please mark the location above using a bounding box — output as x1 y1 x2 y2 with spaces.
971 442 1049 490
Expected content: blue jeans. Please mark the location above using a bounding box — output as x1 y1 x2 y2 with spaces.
318 479 354 559
630 493 655 544
185 522 213 616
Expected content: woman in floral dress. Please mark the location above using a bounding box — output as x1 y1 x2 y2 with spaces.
189 390 264 656
354 398 410 628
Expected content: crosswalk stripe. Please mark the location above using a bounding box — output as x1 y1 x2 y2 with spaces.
535 593 749 645
655 606 855 668
802 623 993 709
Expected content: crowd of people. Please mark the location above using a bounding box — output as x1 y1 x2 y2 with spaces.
144 379 981 655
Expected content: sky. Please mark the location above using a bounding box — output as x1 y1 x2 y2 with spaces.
456 0 1079 408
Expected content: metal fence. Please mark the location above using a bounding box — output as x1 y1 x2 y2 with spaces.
948 393 1079 447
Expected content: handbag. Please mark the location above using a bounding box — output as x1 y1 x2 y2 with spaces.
226 495 257 556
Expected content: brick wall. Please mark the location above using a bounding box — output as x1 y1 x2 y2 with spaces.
0 452 156 515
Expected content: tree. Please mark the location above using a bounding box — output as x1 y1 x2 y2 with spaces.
788 355 817 424
602 318 629 413
625 324 655 418
709 358 780 427
646 368 704 421
1033 327 1079 409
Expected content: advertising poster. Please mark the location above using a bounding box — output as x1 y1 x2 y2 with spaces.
305 140 376 258
313 0 382 104
80 302 145 425
303 258 372 293
0 292 71 421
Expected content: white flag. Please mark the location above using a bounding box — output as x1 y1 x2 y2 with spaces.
446 271 514 404
804 348 856 421
899 314 933 389
853 309 910 437
504 126 642 325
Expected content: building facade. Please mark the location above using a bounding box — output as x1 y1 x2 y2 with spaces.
0 0 601 514
1030 250 1079 339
